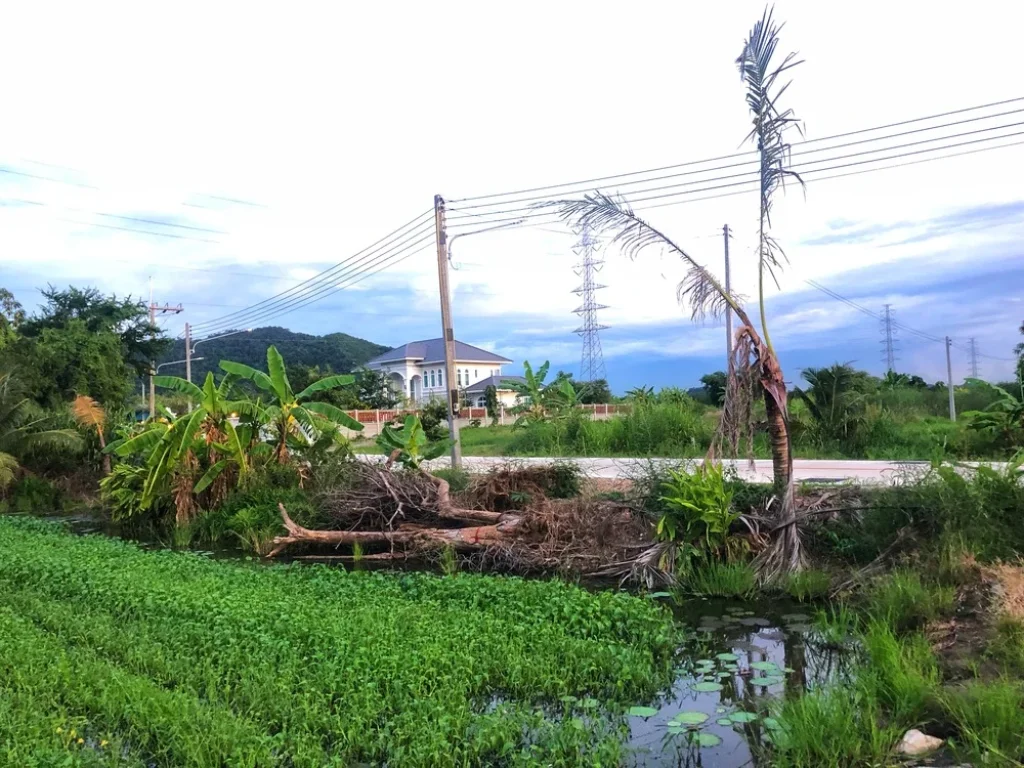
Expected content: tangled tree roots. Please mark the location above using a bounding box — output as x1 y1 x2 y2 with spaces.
267 462 655 575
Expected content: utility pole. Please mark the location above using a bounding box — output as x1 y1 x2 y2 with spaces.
184 323 193 384
723 224 733 362
945 336 956 422
881 304 898 372
968 337 979 378
149 301 184 419
433 194 461 467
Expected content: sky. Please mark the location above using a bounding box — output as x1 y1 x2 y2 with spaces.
1 1 1022 392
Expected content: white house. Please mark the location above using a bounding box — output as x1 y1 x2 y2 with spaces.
365 338 525 406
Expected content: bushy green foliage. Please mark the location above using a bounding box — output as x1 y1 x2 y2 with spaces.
779 568 832 602
656 463 737 549
418 399 450 442
0 517 677 766
377 414 450 470
5 475 65 514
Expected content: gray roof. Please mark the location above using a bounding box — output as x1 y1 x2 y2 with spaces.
367 338 512 366
464 374 526 393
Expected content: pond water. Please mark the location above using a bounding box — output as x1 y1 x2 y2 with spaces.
43 512 855 766
626 597 855 767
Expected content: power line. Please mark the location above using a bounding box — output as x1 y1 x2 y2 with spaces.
193 231 436 336
450 95 1024 203
451 111 1024 212
190 210 434 333
447 125 1024 225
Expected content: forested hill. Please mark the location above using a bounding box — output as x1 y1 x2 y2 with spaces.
160 326 389 383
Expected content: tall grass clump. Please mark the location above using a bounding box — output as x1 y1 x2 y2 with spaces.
679 561 757 598
864 569 955 631
778 568 832 601
942 680 1024 764
858 621 940 723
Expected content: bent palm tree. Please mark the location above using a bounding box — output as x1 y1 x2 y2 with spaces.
548 9 805 574
0 372 82 490
221 345 362 462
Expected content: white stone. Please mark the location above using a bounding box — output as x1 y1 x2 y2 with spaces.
897 729 944 756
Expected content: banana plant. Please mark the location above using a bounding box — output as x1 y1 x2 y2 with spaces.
220 345 363 463
376 414 449 470
503 360 551 429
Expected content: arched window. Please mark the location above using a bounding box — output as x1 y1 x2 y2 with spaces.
474 369 478 380
437 370 443 388
457 369 462 386
430 371 435 388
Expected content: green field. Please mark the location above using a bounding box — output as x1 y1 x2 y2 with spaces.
0 517 676 767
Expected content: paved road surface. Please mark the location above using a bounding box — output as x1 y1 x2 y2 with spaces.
362 455 1002 484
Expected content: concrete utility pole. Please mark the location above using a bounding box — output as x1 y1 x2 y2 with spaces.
184 323 193 384
149 301 184 419
723 224 733 363
945 336 956 422
433 194 461 468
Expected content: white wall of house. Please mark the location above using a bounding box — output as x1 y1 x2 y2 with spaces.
372 359 505 405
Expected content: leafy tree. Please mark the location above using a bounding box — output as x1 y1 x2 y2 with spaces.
700 372 727 407
0 289 24 349
965 378 1024 451
6 319 135 409
483 385 499 426
353 367 401 409
221 346 362 463
0 373 82 491
504 360 551 429
1016 320 1024 384
880 370 910 390
552 9 805 572
20 286 167 376
793 364 871 444
626 385 655 403
575 378 612 404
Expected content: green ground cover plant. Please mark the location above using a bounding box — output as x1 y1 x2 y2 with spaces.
0 517 677 767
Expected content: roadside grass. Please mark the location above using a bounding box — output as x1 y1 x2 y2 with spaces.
0 517 678 767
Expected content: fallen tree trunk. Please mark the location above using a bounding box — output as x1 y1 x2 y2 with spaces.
268 503 521 557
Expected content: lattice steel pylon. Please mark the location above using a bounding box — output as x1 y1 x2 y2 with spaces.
880 303 899 372
572 224 609 382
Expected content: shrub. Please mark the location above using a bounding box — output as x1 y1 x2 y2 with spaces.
99 463 159 522
6 475 64 514
545 460 582 499
432 467 471 493
656 463 736 550
419 400 450 442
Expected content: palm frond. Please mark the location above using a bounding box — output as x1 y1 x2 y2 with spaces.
71 394 106 430
19 428 84 455
542 193 748 322
0 451 19 490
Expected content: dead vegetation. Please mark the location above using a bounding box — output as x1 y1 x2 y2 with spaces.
269 461 656 575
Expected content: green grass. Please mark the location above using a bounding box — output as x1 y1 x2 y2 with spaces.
778 568 832 602
864 569 956 631
942 679 1024 764
0 517 678 767
678 561 757 598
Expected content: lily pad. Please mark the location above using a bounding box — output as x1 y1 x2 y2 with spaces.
696 625 719 633
739 617 772 627
666 724 686 735
695 732 723 747
715 652 739 661
647 591 673 599
696 659 715 666
785 623 812 633
628 706 659 717
716 718 733 726
749 675 785 687
671 711 710 726
729 711 758 723
716 671 732 678
781 613 810 622
693 681 724 692
750 661 779 671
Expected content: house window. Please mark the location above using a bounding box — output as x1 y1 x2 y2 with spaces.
437 370 443 388
430 371 435 388
474 369 478 380
457 369 462 386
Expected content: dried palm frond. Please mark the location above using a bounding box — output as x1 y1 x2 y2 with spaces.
71 394 106 431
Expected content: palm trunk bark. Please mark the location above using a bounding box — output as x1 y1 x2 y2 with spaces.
763 386 792 493
97 429 112 476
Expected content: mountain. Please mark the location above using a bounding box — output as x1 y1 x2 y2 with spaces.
159 326 389 383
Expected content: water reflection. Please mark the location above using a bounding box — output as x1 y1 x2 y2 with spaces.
628 598 856 767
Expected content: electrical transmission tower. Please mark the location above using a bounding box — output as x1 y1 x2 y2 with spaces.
880 304 899 372
968 337 980 378
572 224 608 382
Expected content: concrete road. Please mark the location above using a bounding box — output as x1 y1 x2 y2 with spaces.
361 455 1001 484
